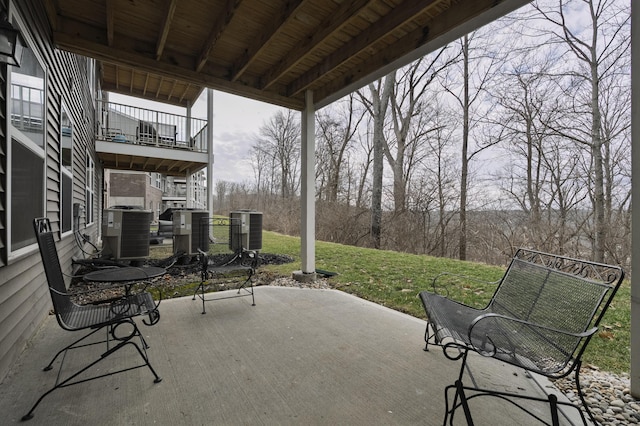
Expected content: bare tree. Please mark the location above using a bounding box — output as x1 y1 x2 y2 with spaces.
253 110 301 199
528 0 631 262
316 94 366 203
358 74 394 249
439 31 505 260
386 50 454 212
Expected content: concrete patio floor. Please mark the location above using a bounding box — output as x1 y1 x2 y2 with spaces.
0 286 585 425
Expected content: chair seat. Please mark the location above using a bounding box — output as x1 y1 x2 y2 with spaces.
59 292 157 330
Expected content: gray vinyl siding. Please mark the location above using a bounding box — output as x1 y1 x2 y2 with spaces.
0 0 100 382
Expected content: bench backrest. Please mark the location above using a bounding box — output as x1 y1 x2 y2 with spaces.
487 248 623 373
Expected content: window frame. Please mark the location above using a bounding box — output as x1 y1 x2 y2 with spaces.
60 103 73 235
85 154 95 226
7 12 47 260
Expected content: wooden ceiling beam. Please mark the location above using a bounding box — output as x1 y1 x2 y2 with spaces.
106 0 115 46
179 83 191 104
287 0 440 97
155 76 165 98
167 79 178 102
195 0 243 73
230 0 307 82
143 72 150 96
156 0 177 60
260 0 374 91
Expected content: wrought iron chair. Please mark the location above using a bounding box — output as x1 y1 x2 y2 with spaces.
420 248 624 426
22 218 162 421
193 216 259 314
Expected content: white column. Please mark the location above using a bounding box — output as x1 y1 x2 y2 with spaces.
185 170 192 208
186 100 192 148
207 89 215 219
631 0 640 398
300 90 316 275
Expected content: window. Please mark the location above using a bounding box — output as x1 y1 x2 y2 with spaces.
86 155 95 226
61 106 73 233
10 41 45 148
9 23 46 255
11 140 44 251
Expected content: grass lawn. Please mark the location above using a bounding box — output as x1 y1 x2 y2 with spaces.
259 230 631 375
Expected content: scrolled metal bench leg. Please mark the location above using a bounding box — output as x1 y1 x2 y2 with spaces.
456 380 475 426
549 393 559 426
575 363 596 426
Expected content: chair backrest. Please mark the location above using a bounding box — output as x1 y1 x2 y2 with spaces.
33 218 75 326
488 248 624 373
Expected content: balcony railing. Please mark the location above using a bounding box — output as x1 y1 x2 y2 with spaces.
96 100 208 153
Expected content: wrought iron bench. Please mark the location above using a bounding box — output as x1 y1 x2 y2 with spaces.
419 248 624 426
193 217 259 314
22 218 162 421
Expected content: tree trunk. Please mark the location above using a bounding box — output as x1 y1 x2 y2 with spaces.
459 35 470 261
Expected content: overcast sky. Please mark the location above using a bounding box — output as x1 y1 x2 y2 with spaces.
109 91 285 183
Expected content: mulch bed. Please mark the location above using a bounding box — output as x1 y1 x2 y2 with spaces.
68 253 296 304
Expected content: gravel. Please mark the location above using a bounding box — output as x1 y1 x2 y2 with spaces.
553 367 640 425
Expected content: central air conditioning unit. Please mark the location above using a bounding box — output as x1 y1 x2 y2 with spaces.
173 210 209 255
102 208 152 260
229 210 262 252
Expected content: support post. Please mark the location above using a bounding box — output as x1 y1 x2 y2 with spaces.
185 170 192 208
207 89 215 221
631 0 640 398
186 100 192 149
294 90 316 282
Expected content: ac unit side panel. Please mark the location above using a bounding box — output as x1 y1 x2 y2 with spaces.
101 235 119 258
229 211 262 251
248 212 263 251
226 216 239 252
191 212 209 253
120 211 152 258
174 235 192 255
102 210 124 236
172 211 191 235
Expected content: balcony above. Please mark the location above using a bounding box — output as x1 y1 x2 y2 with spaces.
96 101 209 176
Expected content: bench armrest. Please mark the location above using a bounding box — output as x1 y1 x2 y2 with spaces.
431 272 500 297
468 313 598 364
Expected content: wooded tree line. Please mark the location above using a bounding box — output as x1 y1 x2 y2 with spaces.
214 0 631 271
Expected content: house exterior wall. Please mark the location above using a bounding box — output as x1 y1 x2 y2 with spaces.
0 0 100 382
109 172 147 208
105 171 164 220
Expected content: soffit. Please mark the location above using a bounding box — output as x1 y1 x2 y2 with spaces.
43 0 531 109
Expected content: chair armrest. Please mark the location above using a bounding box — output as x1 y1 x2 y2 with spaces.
431 272 500 297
